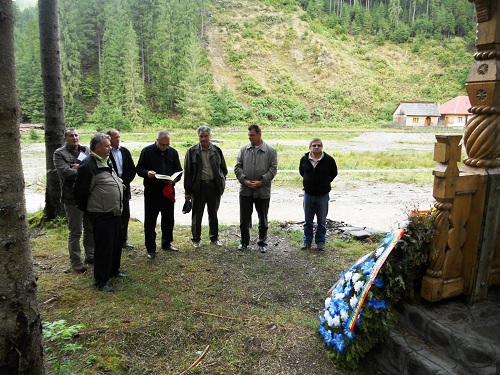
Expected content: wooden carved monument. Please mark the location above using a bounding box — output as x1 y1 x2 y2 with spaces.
421 0 500 303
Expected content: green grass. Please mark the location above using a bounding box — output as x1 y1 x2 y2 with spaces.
33 218 380 374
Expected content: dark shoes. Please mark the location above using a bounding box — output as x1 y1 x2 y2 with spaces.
316 244 325 251
300 243 311 250
192 241 200 248
84 257 94 264
73 264 88 272
163 245 179 252
96 283 115 292
237 243 247 251
147 252 156 259
123 243 135 249
259 246 267 253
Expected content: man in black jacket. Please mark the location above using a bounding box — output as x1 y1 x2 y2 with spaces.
136 131 183 259
107 129 136 249
299 138 338 251
184 126 228 248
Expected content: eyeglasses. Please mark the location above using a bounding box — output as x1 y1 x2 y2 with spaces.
311 144 322 148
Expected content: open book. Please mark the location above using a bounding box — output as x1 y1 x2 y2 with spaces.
155 170 183 181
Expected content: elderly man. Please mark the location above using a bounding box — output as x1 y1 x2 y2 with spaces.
136 131 183 259
53 128 95 272
234 124 278 253
73 133 124 292
107 129 136 249
299 138 338 250
184 126 228 248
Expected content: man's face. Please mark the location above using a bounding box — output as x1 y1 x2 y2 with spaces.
110 130 120 149
156 135 170 151
248 129 261 146
198 131 211 149
309 141 323 157
65 130 80 147
95 138 111 159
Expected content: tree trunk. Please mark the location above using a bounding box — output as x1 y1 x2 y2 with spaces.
0 0 45 373
39 0 65 219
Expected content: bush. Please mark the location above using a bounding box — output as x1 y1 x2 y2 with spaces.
86 103 132 132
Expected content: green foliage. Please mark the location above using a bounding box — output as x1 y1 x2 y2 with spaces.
251 95 310 124
15 15 44 123
43 320 85 375
176 35 214 127
29 128 40 141
87 102 132 132
14 0 476 129
210 86 248 127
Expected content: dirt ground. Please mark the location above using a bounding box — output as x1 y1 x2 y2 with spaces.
22 132 437 232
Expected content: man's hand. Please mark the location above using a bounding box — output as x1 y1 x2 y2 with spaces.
185 194 191 201
147 170 156 178
245 180 262 189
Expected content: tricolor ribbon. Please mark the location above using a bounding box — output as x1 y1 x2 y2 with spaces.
346 228 405 331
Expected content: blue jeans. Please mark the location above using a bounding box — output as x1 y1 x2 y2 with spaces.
303 192 329 246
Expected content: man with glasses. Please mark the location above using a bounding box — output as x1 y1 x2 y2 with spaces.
299 138 337 250
136 131 182 259
53 128 95 272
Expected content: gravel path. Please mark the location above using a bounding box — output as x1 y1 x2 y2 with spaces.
22 131 440 232
24 178 434 232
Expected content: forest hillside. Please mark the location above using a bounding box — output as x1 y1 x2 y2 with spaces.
14 0 476 129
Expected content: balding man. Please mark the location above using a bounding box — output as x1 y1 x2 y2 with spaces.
136 131 183 259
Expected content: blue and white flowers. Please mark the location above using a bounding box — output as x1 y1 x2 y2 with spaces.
318 229 405 353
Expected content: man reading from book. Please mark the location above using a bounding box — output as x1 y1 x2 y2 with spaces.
136 131 183 259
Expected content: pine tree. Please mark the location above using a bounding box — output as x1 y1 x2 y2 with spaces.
59 0 85 126
150 0 200 113
93 0 145 130
176 35 214 127
15 17 44 123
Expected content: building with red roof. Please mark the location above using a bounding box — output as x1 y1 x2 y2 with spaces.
438 96 471 128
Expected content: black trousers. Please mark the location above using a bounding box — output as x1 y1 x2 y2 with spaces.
91 213 121 288
144 189 174 253
120 199 131 246
239 195 270 247
191 181 221 242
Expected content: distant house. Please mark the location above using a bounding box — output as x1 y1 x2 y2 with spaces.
392 101 441 126
438 96 471 128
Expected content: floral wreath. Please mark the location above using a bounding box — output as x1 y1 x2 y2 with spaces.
318 228 406 353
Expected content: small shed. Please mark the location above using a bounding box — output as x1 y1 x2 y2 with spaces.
438 96 471 128
392 101 441 126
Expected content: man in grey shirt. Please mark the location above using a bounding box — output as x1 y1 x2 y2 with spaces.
234 124 278 253
53 128 95 272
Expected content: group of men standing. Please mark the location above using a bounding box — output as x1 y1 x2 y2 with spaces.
53 124 337 292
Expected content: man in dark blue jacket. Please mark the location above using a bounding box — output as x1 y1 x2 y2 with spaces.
299 138 338 250
107 129 136 249
136 131 183 259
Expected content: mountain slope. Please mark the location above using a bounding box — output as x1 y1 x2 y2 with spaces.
205 0 473 126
